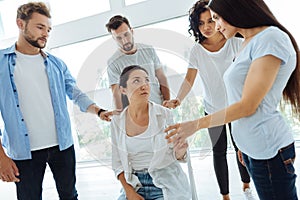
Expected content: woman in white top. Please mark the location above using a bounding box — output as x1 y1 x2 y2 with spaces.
111 65 191 200
163 1 254 199
165 0 300 199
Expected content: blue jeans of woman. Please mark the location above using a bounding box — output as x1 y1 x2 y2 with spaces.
13 145 78 200
243 143 298 200
206 112 250 195
118 171 163 200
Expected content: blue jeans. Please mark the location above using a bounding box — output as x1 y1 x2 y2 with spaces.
243 143 298 200
13 145 78 200
118 171 164 200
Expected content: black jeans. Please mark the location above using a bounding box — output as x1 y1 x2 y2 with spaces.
206 112 250 195
13 145 78 200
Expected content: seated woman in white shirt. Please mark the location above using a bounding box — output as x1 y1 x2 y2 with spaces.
111 65 191 200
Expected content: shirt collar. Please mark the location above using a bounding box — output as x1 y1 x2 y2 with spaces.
4 43 48 59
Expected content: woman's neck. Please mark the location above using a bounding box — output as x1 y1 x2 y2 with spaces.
201 33 227 52
127 101 148 119
240 26 268 41
126 102 149 136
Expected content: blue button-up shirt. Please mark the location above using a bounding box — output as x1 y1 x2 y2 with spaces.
0 44 94 160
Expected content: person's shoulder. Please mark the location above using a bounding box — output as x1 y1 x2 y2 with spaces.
107 50 123 65
150 101 171 115
0 44 15 56
190 42 202 52
137 43 154 51
45 51 67 66
257 26 287 40
228 37 243 45
137 43 151 48
251 26 289 48
111 109 126 124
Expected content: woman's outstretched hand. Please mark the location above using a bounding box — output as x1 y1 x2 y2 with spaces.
164 120 199 144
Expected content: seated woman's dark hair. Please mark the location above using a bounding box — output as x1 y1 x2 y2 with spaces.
119 65 149 109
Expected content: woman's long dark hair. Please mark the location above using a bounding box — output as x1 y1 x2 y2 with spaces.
119 65 149 109
188 0 210 43
209 0 300 117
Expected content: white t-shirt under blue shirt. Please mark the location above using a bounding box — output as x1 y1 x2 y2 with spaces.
224 26 296 159
14 51 58 151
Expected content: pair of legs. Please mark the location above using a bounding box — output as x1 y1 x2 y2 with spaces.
207 118 250 199
118 172 163 200
243 143 298 200
13 145 78 200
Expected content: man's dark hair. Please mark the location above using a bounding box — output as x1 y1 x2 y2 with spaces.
106 15 131 33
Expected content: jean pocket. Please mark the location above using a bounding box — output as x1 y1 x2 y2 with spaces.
279 144 296 174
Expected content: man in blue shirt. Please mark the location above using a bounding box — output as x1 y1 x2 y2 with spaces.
0 2 111 199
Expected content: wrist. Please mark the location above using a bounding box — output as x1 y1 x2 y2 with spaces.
196 117 206 130
97 108 107 117
176 152 187 161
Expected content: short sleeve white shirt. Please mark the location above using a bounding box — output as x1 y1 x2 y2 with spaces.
188 38 242 113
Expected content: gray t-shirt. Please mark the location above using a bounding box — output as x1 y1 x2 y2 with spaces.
107 43 163 104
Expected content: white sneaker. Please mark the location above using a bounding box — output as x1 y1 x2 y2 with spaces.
243 188 257 200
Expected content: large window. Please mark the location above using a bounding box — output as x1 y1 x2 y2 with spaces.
48 0 110 25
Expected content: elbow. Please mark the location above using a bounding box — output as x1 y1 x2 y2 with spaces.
239 102 258 117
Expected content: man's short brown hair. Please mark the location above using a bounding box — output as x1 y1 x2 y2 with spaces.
17 2 51 22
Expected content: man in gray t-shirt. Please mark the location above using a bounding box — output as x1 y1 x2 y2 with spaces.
106 15 170 109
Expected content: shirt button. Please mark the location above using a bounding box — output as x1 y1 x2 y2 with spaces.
21 119 24 121
14 90 16 92
17 105 19 107
25 134 28 136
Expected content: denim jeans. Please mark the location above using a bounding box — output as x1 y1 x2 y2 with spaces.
118 171 164 200
243 143 298 200
13 145 78 200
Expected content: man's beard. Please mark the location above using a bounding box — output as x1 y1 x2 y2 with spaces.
24 28 46 49
122 42 134 52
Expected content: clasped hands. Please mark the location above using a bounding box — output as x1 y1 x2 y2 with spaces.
162 98 181 109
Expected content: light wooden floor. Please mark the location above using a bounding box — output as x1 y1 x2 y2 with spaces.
1 144 300 200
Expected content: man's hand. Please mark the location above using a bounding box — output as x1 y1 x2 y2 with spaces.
99 109 122 121
0 155 20 182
